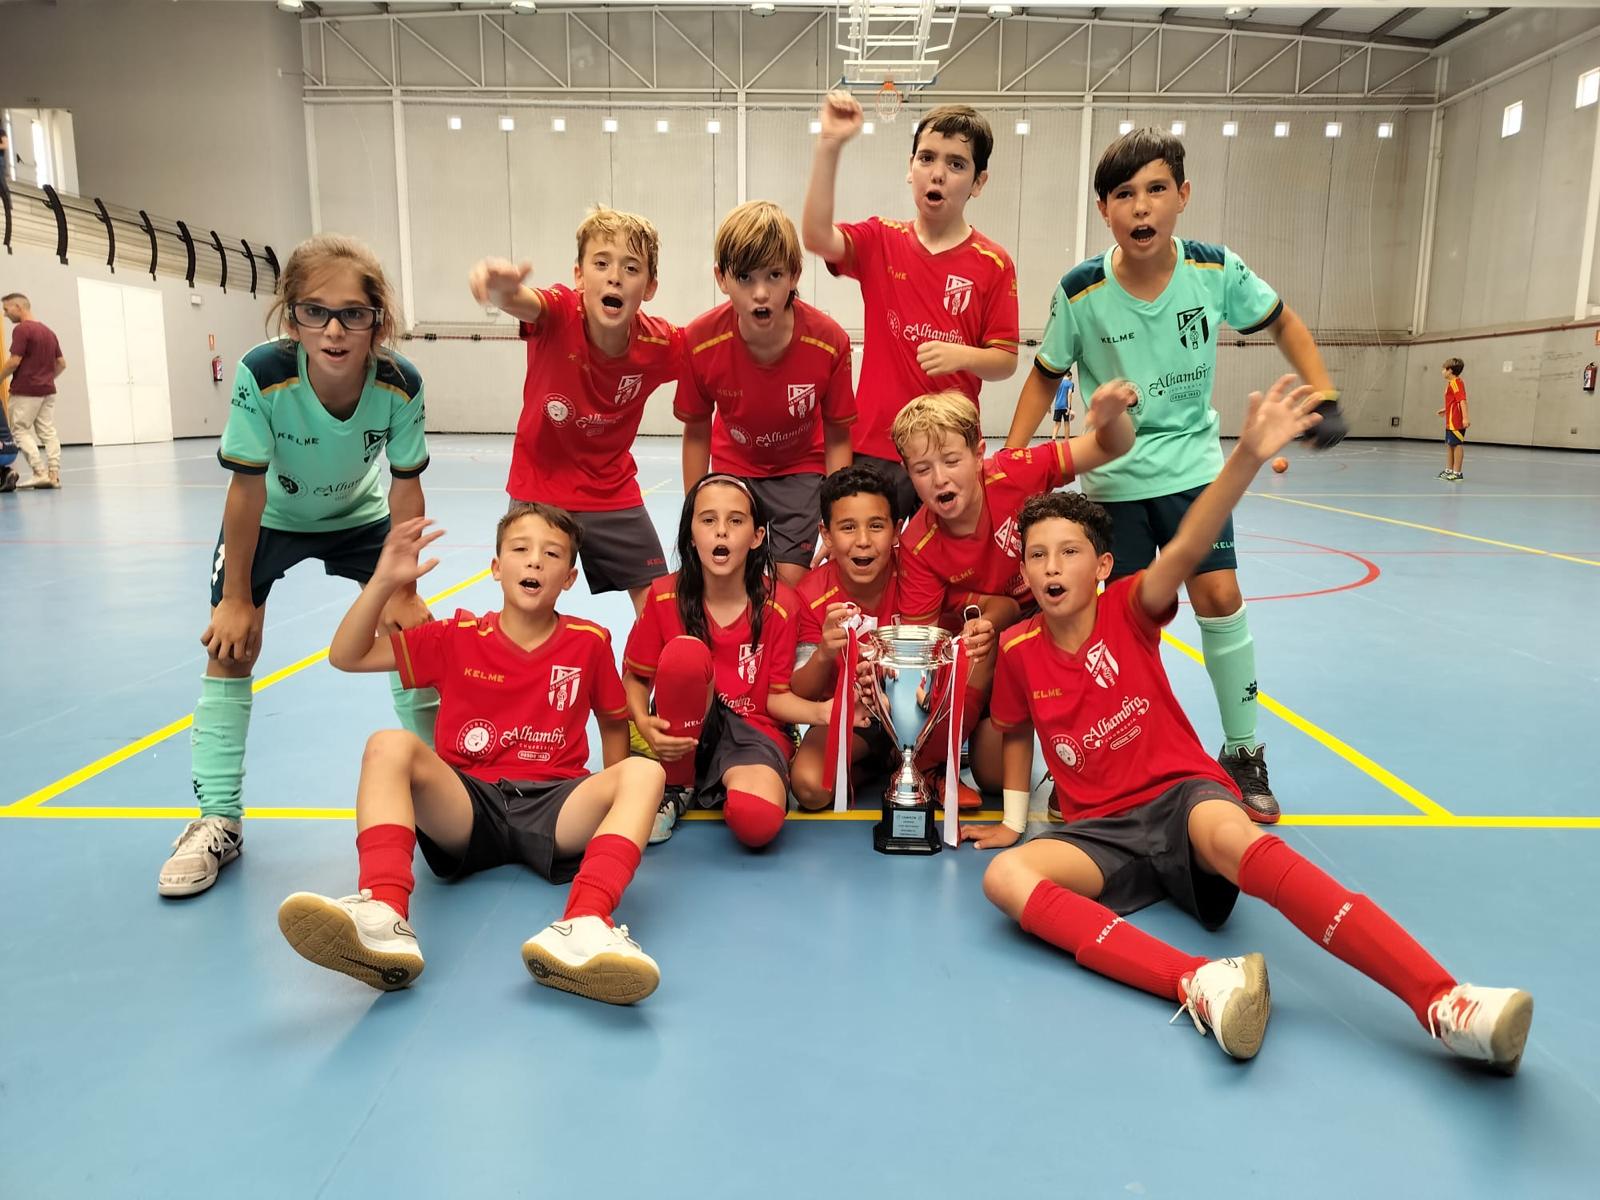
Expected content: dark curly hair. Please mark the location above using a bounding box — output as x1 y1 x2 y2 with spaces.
1018 491 1114 558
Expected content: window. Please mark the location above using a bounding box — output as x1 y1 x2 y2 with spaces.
1377 122 1394 139
655 119 669 134
447 115 462 131
1014 120 1030 136
498 116 515 132
550 117 566 133
1118 120 1134 135
31 120 50 188
1501 100 1522 137
706 119 721 134
1274 121 1290 138
1324 122 1342 138
1170 120 1186 135
1222 121 1238 137
1578 68 1600 109
602 118 618 133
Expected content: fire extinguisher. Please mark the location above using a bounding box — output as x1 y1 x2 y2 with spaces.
1584 362 1597 393
212 355 224 383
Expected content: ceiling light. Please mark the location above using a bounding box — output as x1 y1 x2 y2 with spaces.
1324 121 1342 138
499 115 515 132
551 117 566 132
276 0 305 12
447 115 462 131
863 121 876 135
1170 120 1185 135
1274 121 1290 137
509 1 537 13
1377 122 1394 138
1463 9 1490 20
751 1 777 14
987 4 1016 17
1015 120 1030 135
656 119 670 133
603 118 619 133
1222 121 1238 137
706 119 722 134
809 119 822 134
1118 120 1134 135
1223 6 1252 19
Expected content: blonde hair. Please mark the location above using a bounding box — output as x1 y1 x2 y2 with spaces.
891 390 982 460
267 235 399 359
575 206 661 281
714 200 802 280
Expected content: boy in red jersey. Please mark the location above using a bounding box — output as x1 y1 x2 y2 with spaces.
803 93 1020 520
1436 357 1468 481
677 200 856 586
470 207 685 615
277 503 667 1006
969 376 1533 1073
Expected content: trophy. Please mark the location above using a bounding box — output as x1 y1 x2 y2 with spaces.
859 624 959 855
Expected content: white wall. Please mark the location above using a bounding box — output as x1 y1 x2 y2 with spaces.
1 241 275 445
0 0 309 249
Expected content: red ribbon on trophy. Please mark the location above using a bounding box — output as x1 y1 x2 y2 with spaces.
822 603 862 812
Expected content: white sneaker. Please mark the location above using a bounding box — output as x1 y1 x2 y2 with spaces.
277 889 423 992
649 786 692 845
1428 983 1534 1075
522 915 660 1005
1174 953 1271 1060
157 816 243 897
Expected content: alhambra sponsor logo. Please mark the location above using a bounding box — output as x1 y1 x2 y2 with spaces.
900 321 963 347
756 426 808 449
577 412 621 436
499 725 567 749
1145 363 1211 404
1079 696 1151 751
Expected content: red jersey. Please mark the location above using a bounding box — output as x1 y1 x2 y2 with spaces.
828 217 1020 459
393 610 628 784
675 300 857 477
989 576 1239 823
795 556 903 645
1443 377 1467 432
622 573 801 753
511 284 685 511
898 442 1074 623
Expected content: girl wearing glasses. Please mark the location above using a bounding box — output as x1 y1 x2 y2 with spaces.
158 235 438 900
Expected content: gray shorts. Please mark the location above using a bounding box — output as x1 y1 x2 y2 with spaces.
746 473 823 568
565 504 667 595
1031 777 1241 930
690 702 792 805
416 769 587 884
855 454 918 526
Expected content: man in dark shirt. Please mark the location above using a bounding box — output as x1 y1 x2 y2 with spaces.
0 293 66 489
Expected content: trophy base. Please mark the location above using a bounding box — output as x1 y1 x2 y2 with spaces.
873 802 943 855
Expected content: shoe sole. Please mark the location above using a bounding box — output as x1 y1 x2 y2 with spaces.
1488 991 1535 1075
1215 953 1271 1061
277 893 422 992
157 845 241 897
1242 800 1281 825
521 942 660 1005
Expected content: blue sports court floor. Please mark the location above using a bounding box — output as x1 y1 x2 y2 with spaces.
3 435 1597 1198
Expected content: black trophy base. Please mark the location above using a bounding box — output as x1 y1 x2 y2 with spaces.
873 801 943 855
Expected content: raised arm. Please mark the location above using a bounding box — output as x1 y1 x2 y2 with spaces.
328 517 445 674
468 257 545 324
801 91 863 265
1061 380 1138 475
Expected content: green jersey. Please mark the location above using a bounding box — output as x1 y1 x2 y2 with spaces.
1036 238 1281 503
218 340 429 533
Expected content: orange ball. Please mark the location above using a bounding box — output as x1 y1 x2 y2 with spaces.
1271 457 1289 474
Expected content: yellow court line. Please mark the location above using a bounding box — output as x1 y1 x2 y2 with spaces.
3 806 1598 830
1160 631 1454 820
1250 492 1600 567
2 567 493 814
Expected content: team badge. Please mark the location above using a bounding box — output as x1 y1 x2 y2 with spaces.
787 384 817 420
1084 640 1120 690
548 665 583 711
943 274 974 316
1177 306 1210 351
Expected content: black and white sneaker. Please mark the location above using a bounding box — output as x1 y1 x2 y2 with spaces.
1217 744 1280 824
157 816 243 896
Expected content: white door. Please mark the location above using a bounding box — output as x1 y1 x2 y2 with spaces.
76 279 172 446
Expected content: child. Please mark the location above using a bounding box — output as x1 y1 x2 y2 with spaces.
677 200 856 586
1002 127 1348 823
1437 358 1468 480
1051 375 1074 441
158 235 439 899
278 504 667 1005
469 207 685 615
802 92 1020 521
623 473 830 847
970 375 1533 1073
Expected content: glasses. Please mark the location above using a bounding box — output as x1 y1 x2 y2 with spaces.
289 302 382 331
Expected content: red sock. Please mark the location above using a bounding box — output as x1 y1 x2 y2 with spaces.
723 789 786 848
654 636 714 789
561 833 642 926
356 823 417 919
1021 881 1206 1002
1237 835 1456 1027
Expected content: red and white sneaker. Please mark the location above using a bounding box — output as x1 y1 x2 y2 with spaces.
1174 953 1271 1060
1427 983 1534 1075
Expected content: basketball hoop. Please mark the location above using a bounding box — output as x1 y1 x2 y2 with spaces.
875 79 905 123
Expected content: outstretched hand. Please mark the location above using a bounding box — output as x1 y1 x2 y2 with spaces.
1085 378 1139 429
817 89 865 143
1238 375 1323 465
373 516 447 593
468 257 532 308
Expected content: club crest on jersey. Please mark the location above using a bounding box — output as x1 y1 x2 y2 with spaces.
737 643 763 685
1051 733 1085 772
547 665 583 711
787 383 817 420
1084 639 1120 689
1176 306 1210 351
613 373 643 406
545 396 573 426
943 274 974 316
993 516 1021 559
362 429 390 463
456 718 497 759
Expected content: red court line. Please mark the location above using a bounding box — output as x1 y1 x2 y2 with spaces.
1181 534 1381 605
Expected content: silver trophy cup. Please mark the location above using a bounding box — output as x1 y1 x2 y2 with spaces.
859 624 957 854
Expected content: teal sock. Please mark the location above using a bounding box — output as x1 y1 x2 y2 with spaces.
190 675 253 819
1195 604 1258 754
389 672 439 749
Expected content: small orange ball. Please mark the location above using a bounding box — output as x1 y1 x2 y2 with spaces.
1271 457 1289 474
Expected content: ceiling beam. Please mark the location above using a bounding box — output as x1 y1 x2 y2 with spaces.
1431 7 1508 51
1369 8 1422 40
1300 9 1337 35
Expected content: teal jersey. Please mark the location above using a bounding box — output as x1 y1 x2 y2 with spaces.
218 340 429 533
1036 238 1281 503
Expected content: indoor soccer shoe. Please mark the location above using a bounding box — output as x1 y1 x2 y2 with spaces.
1174 953 1271 1060
522 916 660 1005
1217 744 1281 824
157 816 243 897
649 786 693 845
277 890 424 992
1427 983 1534 1075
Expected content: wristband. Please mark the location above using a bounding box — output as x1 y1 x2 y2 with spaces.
1002 789 1030 834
